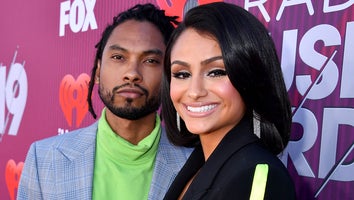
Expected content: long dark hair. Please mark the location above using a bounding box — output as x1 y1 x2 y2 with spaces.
87 3 179 119
161 2 292 154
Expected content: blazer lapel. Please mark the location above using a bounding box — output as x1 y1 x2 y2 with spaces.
148 127 193 200
184 118 259 199
55 122 98 199
163 145 204 200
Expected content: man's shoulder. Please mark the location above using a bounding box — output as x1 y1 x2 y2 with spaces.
158 126 193 158
31 122 98 150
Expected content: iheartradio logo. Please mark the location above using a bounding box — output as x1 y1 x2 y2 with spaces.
59 73 90 127
5 159 23 200
156 0 221 20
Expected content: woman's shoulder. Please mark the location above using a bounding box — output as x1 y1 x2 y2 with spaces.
213 142 296 199
218 141 294 186
230 141 287 168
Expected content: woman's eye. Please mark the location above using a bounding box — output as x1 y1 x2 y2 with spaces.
172 71 191 79
208 69 227 77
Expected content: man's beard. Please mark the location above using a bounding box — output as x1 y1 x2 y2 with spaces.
98 83 160 120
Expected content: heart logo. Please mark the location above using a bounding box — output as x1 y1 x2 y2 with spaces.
156 0 222 21
156 0 186 20
5 159 24 200
59 73 90 127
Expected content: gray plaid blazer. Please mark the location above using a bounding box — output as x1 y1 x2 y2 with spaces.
17 121 192 200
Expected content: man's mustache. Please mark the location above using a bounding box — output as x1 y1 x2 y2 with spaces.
112 83 149 97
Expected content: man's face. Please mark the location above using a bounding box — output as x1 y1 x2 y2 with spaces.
96 20 165 120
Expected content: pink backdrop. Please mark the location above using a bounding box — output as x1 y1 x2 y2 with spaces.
0 0 353 199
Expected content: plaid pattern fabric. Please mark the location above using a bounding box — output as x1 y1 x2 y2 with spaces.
17 122 192 200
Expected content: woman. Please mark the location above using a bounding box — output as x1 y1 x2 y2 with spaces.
161 2 296 200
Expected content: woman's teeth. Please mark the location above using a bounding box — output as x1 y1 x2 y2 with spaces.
187 104 216 113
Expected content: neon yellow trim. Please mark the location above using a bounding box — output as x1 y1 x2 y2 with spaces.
249 164 269 200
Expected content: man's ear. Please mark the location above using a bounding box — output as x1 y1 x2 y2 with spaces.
95 60 101 84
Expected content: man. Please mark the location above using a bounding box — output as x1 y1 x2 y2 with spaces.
17 4 192 200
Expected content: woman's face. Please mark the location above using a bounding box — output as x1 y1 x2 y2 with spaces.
170 28 246 139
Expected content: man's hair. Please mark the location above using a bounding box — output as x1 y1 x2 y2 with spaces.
161 2 292 154
87 3 179 119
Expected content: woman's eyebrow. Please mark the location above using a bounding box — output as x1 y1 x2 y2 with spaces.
171 60 190 67
171 56 222 67
200 56 223 66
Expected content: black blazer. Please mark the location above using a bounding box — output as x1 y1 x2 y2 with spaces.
164 118 296 200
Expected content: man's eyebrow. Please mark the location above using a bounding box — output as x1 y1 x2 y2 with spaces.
108 44 127 52
143 49 163 56
108 44 163 56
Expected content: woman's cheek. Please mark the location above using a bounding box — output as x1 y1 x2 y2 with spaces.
170 80 185 104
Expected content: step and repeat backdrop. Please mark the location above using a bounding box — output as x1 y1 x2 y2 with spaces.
0 0 353 199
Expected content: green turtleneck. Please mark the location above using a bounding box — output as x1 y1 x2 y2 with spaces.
92 109 161 200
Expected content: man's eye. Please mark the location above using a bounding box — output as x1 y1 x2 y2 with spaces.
112 55 123 60
145 59 160 64
208 69 227 77
172 72 190 79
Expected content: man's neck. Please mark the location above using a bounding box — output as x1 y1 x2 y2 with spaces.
104 109 157 145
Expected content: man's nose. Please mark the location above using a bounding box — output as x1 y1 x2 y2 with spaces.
123 62 142 83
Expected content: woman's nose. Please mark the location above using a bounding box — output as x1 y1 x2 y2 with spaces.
187 76 207 99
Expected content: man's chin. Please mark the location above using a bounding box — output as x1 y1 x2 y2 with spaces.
107 105 157 120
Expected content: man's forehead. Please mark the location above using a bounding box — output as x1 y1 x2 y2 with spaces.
111 20 163 42
104 20 165 54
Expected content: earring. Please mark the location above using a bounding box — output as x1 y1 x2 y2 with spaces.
253 110 260 138
176 112 181 132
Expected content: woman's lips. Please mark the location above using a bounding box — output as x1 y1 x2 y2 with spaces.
182 103 218 118
186 104 217 113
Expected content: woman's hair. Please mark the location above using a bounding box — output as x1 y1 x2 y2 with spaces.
87 3 179 119
161 2 292 154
